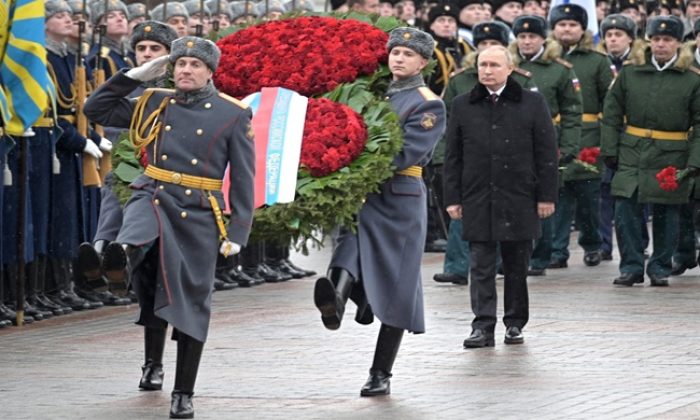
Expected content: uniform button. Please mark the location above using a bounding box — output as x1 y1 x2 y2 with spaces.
505 139 510 143
204 103 211 109
180 211 187 219
165 125 172 131
196 129 203 135
504 164 509 169
185 189 192 196
492 124 498 129
170 99 176 104
154 199 160 205
191 158 198 165
159 185 164 190
384 96 389 100
161 154 168 161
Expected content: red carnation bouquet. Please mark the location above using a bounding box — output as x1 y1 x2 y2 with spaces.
656 166 691 192
574 146 600 173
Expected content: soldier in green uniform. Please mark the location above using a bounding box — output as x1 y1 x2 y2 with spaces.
601 15 700 286
509 15 583 276
433 20 535 285
548 3 614 269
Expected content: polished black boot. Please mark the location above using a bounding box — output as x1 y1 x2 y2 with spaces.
47 258 92 310
360 324 404 397
313 267 354 330
0 267 34 325
140 327 167 391
281 246 316 277
170 332 205 419
26 258 61 316
76 241 107 291
6 265 51 320
31 255 67 315
265 243 305 279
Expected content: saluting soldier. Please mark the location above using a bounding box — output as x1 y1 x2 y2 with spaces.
313 27 446 396
84 36 255 418
548 3 615 269
601 15 700 286
510 15 584 276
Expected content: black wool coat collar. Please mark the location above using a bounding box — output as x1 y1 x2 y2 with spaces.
468 76 523 104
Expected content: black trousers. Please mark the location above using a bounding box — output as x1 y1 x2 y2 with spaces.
469 240 532 333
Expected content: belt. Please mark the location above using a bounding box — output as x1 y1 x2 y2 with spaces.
582 113 601 123
58 115 76 124
397 165 422 177
32 117 54 128
145 165 223 190
625 125 688 141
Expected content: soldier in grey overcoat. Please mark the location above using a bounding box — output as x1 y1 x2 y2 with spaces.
313 27 446 397
84 36 254 419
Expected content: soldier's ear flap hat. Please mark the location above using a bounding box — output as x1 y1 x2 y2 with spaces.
600 13 636 39
151 2 190 22
614 0 640 13
90 0 129 25
387 27 435 59
170 36 221 71
549 3 588 30
472 21 510 47
513 15 547 38
46 0 74 20
428 3 459 25
646 15 684 41
130 21 178 52
490 0 524 13
126 3 148 21
456 0 484 11
67 0 91 19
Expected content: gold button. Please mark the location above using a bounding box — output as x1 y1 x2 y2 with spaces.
185 189 192 196
196 129 203 135
204 103 211 109
191 158 198 165
170 98 176 104
159 185 164 190
154 199 160 205
171 172 182 184
180 211 187 219
161 154 168 160
165 125 172 131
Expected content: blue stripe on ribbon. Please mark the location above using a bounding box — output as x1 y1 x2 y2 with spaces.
265 88 293 205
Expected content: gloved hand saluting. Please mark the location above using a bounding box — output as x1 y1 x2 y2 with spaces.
125 55 170 82
219 240 241 257
83 139 103 159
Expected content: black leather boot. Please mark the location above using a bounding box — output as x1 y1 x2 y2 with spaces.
77 241 107 291
241 242 286 283
0 267 33 325
6 265 51 320
265 243 305 279
26 258 61 316
170 332 205 419
281 246 316 277
313 267 354 330
47 258 93 310
140 327 167 391
31 255 67 315
360 324 404 397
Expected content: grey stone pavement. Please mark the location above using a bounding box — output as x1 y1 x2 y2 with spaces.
2 239 700 420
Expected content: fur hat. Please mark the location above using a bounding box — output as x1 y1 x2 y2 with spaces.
254 0 286 16
387 27 435 59
285 0 316 13
549 3 588 30
126 2 148 21
90 0 129 25
472 21 511 47
646 15 684 41
230 1 258 19
184 0 212 18
206 0 233 18
600 13 636 39
67 0 91 18
46 0 73 20
512 15 547 38
490 0 524 12
130 21 178 51
151 2 189 22
428 3 459 25
170 36 221 71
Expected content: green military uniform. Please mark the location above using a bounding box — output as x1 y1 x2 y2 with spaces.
550 31 615 265
601 40 700 281
510 39 584 271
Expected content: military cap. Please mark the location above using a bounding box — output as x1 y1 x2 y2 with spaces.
646 15 684 40
456 0 484 9
490 0 524 12
170 36 221 71
600 13 636 39
126 3 148 21
230 1 258 19
513 15 547 38
472 21 510 47
206 0 233 18
130 20 178 51
90 0 129 25
614 0 640 12
549 3 588 30
254 0 286 16
67 0 91 18
46 0 73 19
284 0 315 12
387 27 435 59
646 0 674 14
428 3 459 25
151 2 189 22
184 0 212 18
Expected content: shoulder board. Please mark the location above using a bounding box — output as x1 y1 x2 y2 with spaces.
218 92 249 109
145 87 175 95
450 68 466 77
688 66 700 76
417 86 440 101
512 67 532 78
554 57 573 69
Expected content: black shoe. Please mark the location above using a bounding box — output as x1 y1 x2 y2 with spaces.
504 326 524 345
226 267 253 287
670 261 697 276
547 259 568 269
527 268 546 276
463 329 495 348
77 242 102 283
284 260 316 277
583 251 602 267
601 251 613 261
313 276 344 330
648 273 669 287
47 290 91 311
260 262 293 281
140 361 164 391
102 242 129 291
94 290 131 306
432 272 468 284
214 269 239 288
0 319 11 328
360 369 391 397
266 259 306 279
0 304 35 325
613 272 644 287
170 391 194 419
213 278 236 291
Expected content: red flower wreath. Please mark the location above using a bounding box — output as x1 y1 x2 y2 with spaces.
300 98 368 177
214 16 388 98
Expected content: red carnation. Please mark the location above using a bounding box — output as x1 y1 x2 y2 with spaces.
577 147 600 165
656 166 680 191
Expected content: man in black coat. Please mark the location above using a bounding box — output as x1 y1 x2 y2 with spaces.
443 45 558 348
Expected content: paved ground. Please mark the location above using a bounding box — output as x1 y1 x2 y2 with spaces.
2 239 700 420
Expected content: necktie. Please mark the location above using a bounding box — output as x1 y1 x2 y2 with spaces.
490 93 498 104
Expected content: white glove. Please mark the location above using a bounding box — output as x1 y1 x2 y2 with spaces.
219 240 241 257
98 137 112 152
83 139 103 159
125 55 170 82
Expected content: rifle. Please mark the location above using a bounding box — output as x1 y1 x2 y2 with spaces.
93 0 113 184
212 0 220 31
196 0 204 37
77 0 101 186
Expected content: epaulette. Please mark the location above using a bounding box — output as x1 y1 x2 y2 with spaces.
554 57 574 69
218 92 249 109
450 68 466 77
688 66 700 76
512 67 532 78
417 86 440 101
144 87 176 97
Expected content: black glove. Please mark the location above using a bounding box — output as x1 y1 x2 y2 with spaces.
687 167 700 177
559 154 575 165
604 156 618 171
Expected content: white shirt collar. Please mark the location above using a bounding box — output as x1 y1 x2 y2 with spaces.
487 84 507 97
651 52 678 71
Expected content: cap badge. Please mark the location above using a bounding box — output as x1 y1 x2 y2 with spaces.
523 22 529 29
403 32 411 39
144 25 152 32
187 40 194 48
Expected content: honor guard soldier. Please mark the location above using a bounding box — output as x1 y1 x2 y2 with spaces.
491 0 523 31
183 0 212 35
87 0 133 81
427 2 471 96
151 2 190 37
254 0 287 21
313 27 446 397
206 0 233 28
548 3 614 269
84 36 255 418
456 0 488 49
432 20 535 285
66 0 92 58
127 3 149 35
601 16 700 286
230 1 258 25
510 15 584 276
